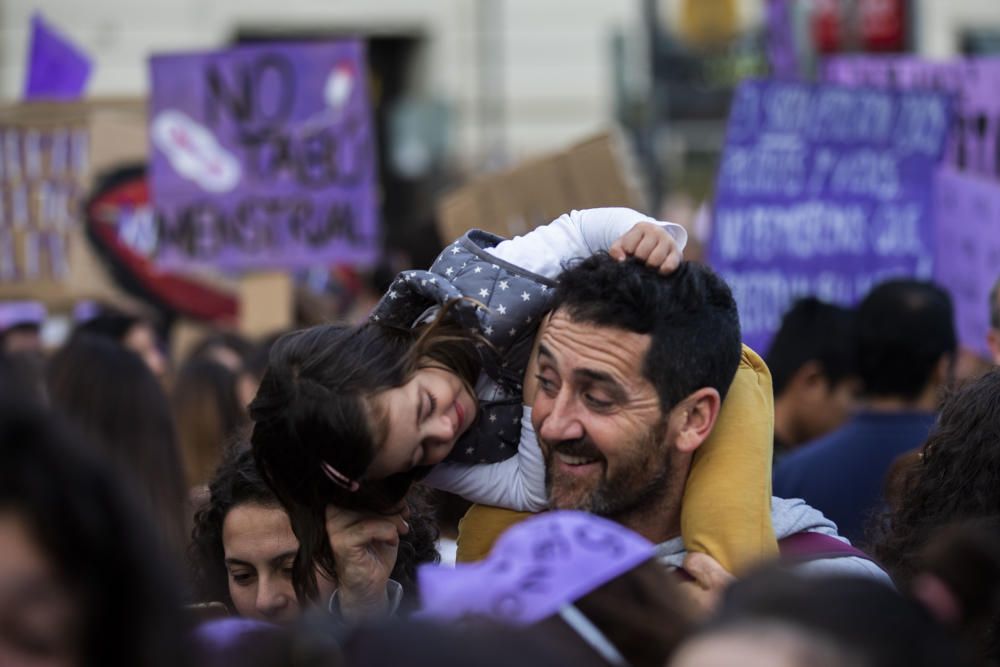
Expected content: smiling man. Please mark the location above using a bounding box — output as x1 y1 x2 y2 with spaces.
530 254 740 544
458 254 889 584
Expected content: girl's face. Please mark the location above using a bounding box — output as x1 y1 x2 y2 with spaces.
222 503 336 624
366 365 478 479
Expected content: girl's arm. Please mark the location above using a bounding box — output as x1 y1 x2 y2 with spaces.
485 208 687 279
422 406 547 512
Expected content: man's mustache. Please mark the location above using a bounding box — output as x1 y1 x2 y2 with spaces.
546 437 604 461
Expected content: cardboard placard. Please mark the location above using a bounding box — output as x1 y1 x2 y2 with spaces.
0 100 147 307
237 271 294 339
436 132 643 242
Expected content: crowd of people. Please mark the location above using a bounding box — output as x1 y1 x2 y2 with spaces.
1 207 999 667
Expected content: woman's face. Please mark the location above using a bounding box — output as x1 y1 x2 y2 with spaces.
365 365 478 480
222 503 336 624
0 512 79 667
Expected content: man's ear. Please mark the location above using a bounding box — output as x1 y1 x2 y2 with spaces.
670 387 723 454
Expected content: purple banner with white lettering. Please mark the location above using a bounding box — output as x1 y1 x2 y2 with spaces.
149 40 378 271
934 168 1000 356
708 80 951 353
824 56 1000 180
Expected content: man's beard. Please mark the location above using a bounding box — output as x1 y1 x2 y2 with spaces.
543 421 672 520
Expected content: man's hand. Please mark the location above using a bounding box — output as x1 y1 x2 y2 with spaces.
609 221 682 274
676 552 735 618
326 504 409 621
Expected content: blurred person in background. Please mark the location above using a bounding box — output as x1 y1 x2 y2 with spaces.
0 395 194 667
0 301 46 356
774 279 957 544
172 357 250 489
188 332 255 375
190 445 439 625
235 332 283 413
669 569 970 667
0 301 48 402
46 333 189 565
905 519 1000 666
73 304 168 380
765 297 860 457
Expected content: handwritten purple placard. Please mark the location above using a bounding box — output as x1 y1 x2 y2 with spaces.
934 168 1000 356
149 40 379 271
708 80 951 353
416 511 655 625
824 56 1000 180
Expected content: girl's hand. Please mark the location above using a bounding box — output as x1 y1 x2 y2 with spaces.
326 504 409 621
609 221 682 274
676 552 735 618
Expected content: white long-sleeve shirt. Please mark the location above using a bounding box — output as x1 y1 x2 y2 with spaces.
422 208 686 511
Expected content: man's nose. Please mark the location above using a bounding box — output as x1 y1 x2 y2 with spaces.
255 576 292 618
538 391 584 443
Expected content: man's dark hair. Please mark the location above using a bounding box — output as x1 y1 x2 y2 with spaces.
857 279 956 400
551 255 742 412
766 297 858 398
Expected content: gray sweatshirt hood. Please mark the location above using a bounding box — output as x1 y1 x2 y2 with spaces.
655 497 893 586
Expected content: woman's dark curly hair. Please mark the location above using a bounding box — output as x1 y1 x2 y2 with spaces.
870 368 1000 587
190 444 439 610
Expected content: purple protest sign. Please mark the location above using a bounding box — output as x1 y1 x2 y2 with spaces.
149 40 379 271
23 13 92 101
934 168 1000 356
824 56 1000 180
708 80 951 353
417 511 655 625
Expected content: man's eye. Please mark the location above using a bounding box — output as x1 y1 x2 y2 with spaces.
584 393 612 409
535 374 556 391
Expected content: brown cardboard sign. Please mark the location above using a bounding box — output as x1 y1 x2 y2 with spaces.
0 99 146 305
436 131 643 242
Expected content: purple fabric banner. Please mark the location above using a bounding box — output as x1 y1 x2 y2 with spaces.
24 13 92 101
708 80 951 354
149 40 379 271
824 56 1000 180
934 168 1000 356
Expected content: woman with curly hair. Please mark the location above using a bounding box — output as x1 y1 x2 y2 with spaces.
870 369 1000 586
190 444 438 624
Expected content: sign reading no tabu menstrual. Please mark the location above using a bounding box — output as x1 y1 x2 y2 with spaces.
149 40 379 271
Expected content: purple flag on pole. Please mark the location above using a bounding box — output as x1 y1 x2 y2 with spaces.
24 13 92 100
149 40 380 272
